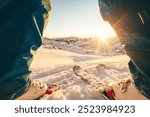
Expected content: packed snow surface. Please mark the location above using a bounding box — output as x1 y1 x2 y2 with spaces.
30 37 130 100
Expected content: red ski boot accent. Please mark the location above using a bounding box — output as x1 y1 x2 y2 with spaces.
108 89 115 97
45 84 60 95
45 89 53 95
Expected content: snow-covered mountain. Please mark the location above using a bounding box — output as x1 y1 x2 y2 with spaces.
43 37 125 56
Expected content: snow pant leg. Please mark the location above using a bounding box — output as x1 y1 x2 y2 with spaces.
0 0 51 100
98 0 150 99
116 15 150 99
127 47 150 99
103 4 150 99
118 12 150 99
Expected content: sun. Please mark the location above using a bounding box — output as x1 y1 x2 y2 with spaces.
97 31 110 42
96 24 117 42
96 30 116 42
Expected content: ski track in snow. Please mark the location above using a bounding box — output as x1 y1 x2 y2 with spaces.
30 45 130 100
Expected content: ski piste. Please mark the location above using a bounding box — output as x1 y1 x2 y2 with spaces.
73 65 115 100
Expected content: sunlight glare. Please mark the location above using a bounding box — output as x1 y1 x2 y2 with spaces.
98 31 109 42
97 22 117 42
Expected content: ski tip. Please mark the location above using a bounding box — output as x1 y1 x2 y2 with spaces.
73 65 81 71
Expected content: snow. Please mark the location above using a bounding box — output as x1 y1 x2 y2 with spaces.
30 37 130 100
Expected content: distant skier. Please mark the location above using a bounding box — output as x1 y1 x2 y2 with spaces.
99 0 150 99
0 0 60 100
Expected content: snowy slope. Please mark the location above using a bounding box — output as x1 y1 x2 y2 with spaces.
43 37 125 56
30 44 130 100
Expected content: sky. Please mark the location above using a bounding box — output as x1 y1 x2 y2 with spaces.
44 0 117 39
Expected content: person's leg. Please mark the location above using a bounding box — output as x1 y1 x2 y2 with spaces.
116 11 150 99
98 0 150 99
126 38 150 99
0 0 51 99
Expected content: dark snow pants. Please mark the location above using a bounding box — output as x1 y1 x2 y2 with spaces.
99 0 150 98
0 0 51 99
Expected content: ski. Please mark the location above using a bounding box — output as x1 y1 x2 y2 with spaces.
73 65 115 100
